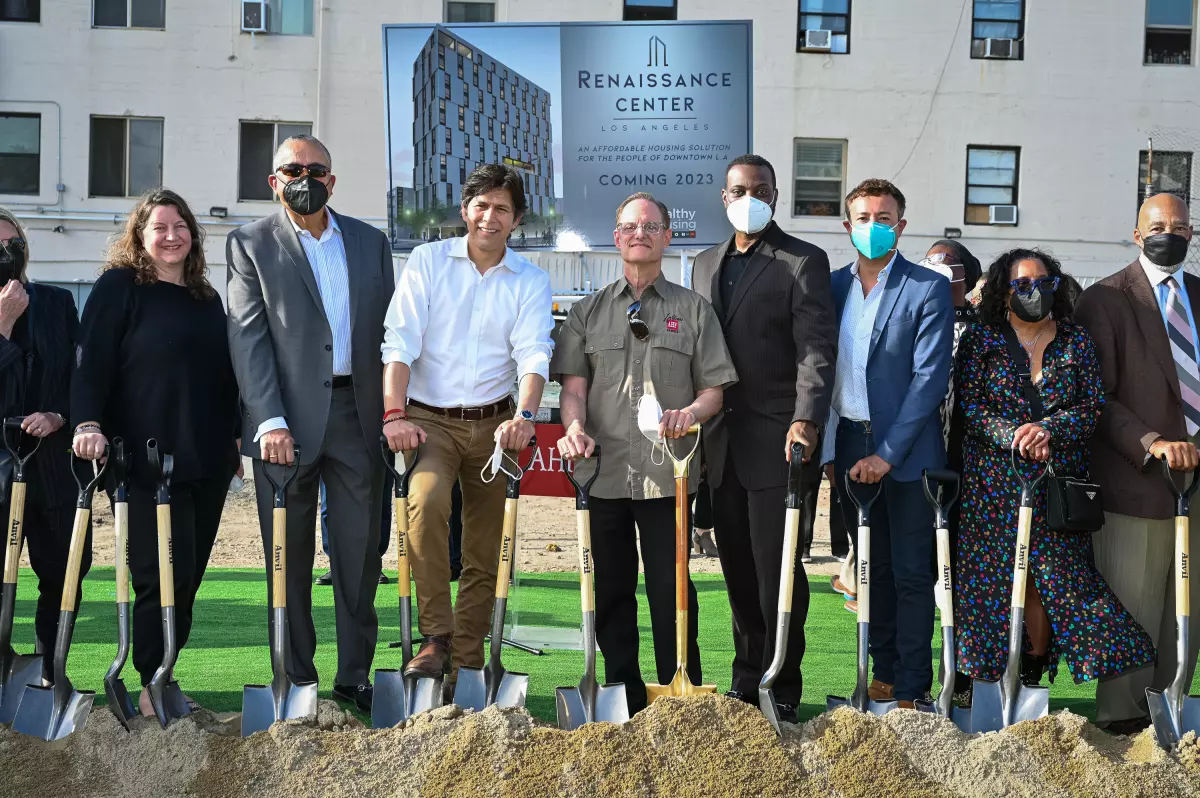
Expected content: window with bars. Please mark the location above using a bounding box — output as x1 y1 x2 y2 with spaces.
1139 150 1193 211
797 0 850 54
1145 0 1194 65
971 0 1024 59
238 120 312 201
792 138 845 217
965 146 1020 225
90 116 164 198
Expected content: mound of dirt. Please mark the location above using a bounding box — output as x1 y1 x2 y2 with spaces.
2 697 1198 797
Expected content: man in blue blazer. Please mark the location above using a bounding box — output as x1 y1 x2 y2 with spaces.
821 178 954 708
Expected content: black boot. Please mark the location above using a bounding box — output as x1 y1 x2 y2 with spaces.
1020 653 1048 687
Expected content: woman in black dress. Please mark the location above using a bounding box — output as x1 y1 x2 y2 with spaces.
72 189 240 715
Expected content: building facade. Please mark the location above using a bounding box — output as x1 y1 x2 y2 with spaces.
0 0 1198 307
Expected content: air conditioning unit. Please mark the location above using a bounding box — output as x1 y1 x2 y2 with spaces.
984 38 1016 59
989 204 1018 225
804 29 833 51
241 0 267 33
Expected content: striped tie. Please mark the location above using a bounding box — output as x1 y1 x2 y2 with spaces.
1165 276 1200 436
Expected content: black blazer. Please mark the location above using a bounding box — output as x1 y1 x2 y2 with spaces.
691 222 837 490
0 282 78 508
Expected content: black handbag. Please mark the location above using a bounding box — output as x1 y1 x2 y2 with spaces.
1001 325 1104 533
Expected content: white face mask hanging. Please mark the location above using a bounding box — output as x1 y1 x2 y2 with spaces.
637 394 669 466
480 434 523 483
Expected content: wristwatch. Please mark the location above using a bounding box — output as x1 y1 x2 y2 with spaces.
516 409 534 423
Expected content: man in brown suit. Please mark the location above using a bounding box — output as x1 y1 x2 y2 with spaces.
691 154 837 722
1075 192 1199 735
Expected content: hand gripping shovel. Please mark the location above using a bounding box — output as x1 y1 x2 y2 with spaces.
1147 457 1200 749
921 469 961 721
827 474 897 715
373 437 442 728
242 445 318 736
557 446 630 729
103 438 137 729
646 423 717 703
0 417 43 724
758 442 806 735
454 437 537 711
12 449 108 740
145 439 191 726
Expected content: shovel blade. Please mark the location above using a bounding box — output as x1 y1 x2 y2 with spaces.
826 695 850 712
103 677 137 730
954 678 1003 733
148 679 191 727
555 686 586 730
11 683 95 741
646 669 717 704
1181 696 1200 739
452 666 488 711
1147 688 1181 748
371 669 409 728
493 672 529 709
240 680 317 737
0 652 43 725
1008 684 1049 726
759 688 784 735
409 675 442 715
595 683 629 724
868 700 898 716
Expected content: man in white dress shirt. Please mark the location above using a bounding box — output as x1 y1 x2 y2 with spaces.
382 164 554 684
227 135 395 711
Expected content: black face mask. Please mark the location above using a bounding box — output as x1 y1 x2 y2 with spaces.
281 175 329 217
0 239 25 286
1010 290 1054 323
1141 233 1190 271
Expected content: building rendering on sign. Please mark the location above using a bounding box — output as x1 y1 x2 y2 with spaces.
410 26 554 220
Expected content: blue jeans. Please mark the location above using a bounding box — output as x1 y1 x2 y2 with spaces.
833 418 935 702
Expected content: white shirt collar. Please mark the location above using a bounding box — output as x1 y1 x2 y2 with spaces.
447 235 525 274
850 251 898 280
289 208 340 239
1139 252 1186 288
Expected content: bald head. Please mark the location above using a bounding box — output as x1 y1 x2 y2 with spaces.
1138 193 1192 238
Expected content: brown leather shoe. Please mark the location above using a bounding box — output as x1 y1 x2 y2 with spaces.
868 679 894 701
405 634 452 679
896 700 916 710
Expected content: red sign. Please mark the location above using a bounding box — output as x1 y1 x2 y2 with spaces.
666 318 680 332
521 423 574 497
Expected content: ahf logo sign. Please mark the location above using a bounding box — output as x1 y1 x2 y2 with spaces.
647 35 668 67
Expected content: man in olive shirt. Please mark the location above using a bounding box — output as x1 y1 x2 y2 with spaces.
552 192 738 715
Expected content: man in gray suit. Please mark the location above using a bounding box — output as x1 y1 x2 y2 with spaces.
227 135 393 711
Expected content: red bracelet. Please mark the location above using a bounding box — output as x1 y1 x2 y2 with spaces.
383 408 408 421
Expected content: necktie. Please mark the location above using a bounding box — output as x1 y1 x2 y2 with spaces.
1165 276 1200 436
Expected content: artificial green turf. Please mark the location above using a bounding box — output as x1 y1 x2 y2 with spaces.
10 567 1189 724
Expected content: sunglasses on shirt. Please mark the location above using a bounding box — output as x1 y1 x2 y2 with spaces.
627 300 650 341
1008 276 1060 297
276 163 330 179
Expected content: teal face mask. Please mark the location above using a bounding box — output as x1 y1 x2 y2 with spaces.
850 221 898 260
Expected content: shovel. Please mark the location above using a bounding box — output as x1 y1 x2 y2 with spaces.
758 442 806 735
242 445 318 736
102 438 136 729
12 450 108 740
0 417 43 724
921 469 960 720
557 445 629 729
646 423 717 703
454 437 537 711
373 437 442 728
144 439 191 727
827 473 896 715
1147 456 1200 749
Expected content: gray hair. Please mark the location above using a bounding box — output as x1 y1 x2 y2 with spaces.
272 134 333 171
0 206 29 280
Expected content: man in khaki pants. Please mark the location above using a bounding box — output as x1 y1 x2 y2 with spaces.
381 164 553 687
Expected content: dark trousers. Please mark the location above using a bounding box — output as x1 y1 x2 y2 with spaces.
827 481 852 560
254 386 384 687
320 470 392 557
589 495 701 716
713 455 810 705
125 476 228 686
0 491 89 682
833 420 935 702
799 477 851 560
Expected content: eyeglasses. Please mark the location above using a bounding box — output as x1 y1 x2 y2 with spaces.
627 300 650 341
920 252 961 267
0 237 26 255
276 163 330 179
616 221 666 236
1009 276 1060 297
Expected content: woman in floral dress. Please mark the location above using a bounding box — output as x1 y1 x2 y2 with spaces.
954 248 1154 693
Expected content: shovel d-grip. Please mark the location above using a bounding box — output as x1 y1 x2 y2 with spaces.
0 417 43 724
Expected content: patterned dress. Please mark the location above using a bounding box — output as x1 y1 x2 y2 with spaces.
954 322 1155 683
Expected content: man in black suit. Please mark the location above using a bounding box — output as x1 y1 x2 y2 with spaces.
691 155 837 722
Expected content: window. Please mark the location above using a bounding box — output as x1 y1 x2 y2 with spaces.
458 106 465 132
1146 0 1194 65
445 1 494 22
792 138 845 217
1139 150 1193 210
971 1 1024 59
265 0 312 35
89 116 163 198
623 0 676 21
965 146 1020 224
0 1 39 22
237 120 311 201
93 0 164 28
798 0 850 54
0 113 40 195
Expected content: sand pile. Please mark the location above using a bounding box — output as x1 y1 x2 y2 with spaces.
3 696 1199 798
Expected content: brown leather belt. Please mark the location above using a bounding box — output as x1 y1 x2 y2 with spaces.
408 397 514 421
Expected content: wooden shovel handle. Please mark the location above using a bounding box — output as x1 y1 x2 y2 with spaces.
577 509 594 613
3 482 25 584
395 497 410 599
935 525 953 627
1178 516 1190 618
114 501 130 604
272 507 286 610
494 498 518 600
60 507 90 612
675 475 689 612
1010 505 1033 609
157 504 175 608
